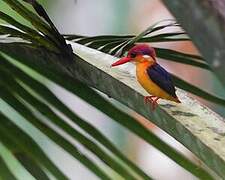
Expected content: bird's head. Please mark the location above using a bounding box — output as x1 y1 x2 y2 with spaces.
111 44 156 67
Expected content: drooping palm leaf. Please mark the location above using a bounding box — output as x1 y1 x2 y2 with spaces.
0 70 141 179
0 85 111 180
155 48 210 70
0 154 17 180
0 112 68 180
14 152 50 180
0 138 41 180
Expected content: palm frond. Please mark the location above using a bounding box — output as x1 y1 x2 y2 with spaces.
0 112 68 179
0 153 17 180
1 71 137 179
14 152 50 180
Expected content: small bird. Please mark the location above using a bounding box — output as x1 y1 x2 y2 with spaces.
111 44 181 110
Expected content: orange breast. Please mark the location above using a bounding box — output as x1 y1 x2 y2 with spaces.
136 61 178 102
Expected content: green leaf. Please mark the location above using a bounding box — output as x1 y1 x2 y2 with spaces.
2 0 72 58
0 11 36 35
155 47 210 70
0 11 58 51
0 25 33 43
2 0 51 37
21 0 73 59
64 32 189 44
0 155 17 180
63 21 188 53
172 74 225 106
14 152 50 180
128 20 179 45
111 20 180 56
0 25 56 51
0 84 111 180
0 139 35 180
140 32 189 42
0 71 137 180
75 35 133 44
0 112 68 180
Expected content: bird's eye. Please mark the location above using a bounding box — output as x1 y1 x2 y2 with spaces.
130 53 136 58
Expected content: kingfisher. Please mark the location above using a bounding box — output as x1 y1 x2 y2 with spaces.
111 44 181 110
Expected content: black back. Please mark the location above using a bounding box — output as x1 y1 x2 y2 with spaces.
146 63 177 98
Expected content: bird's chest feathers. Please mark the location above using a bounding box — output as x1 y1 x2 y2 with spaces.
136 62 160 95
136 63 153 88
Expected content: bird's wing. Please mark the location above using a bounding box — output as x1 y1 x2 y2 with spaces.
146 63 177 98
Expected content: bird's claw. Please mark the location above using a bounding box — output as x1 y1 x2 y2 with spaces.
144 96 159 111
144 96 153 104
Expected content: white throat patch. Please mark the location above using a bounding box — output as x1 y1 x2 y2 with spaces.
142 55 151 59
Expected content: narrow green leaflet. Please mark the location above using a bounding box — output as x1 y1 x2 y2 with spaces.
0 25 34 43
2 0 52 38
126 20 179 46
63 20 189 52
172 74 225 106
140 32 188 42
65 32 188 45
0 112 68 180
0 139 35 180
15 152 50 180
155 48 210 70
0 85 111 180
1 0 72 58
0 155 17 180
0 11 57 51
0 11 37 35
0 24 56 51
22 0 73 59
0 65 142 180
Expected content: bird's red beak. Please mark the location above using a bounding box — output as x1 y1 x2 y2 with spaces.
111 57 131 67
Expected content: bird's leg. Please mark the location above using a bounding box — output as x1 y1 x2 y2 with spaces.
152 97 160 111
144 96 160 111
144 96 156 104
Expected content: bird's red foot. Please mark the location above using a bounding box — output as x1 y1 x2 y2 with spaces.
144 96 160 111
144 96 155 104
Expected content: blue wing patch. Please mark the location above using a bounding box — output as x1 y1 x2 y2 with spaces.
146 63 177 98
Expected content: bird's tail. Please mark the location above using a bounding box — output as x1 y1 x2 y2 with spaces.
174 97 181 103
